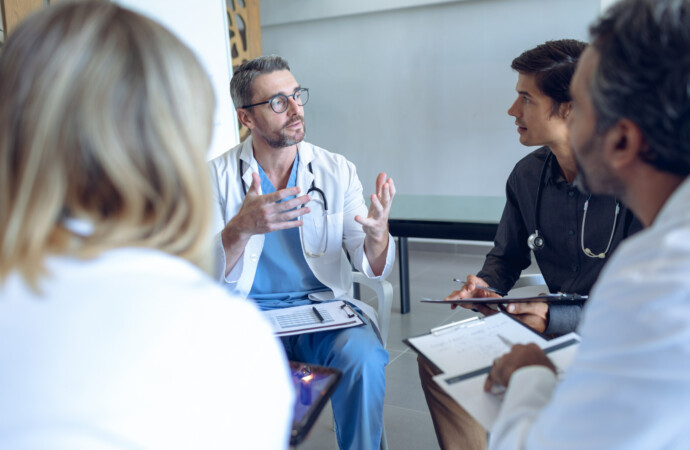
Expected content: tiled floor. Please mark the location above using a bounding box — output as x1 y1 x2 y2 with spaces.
297 241 538 450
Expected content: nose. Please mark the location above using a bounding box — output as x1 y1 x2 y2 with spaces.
285 95 302 115
507 98 520 118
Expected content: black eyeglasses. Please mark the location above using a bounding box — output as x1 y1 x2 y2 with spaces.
240 88 309 113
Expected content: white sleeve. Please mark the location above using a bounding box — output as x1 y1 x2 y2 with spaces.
341 160 395 279
489 367 557 450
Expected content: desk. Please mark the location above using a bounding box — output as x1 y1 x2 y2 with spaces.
388 195 505 314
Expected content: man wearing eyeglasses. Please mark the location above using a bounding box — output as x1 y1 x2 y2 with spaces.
209 55 395 450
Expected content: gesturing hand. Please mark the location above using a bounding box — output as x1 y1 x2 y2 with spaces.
355 172 396 242
225 172 311 242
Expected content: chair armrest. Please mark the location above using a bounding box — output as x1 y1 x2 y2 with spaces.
351 272 393 347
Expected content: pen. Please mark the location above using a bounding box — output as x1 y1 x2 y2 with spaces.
497 334 514 348
312 306 325 323
453 278 507 296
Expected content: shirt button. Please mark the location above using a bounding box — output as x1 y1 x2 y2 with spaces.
568 190 576 197
571 264 579 272
568 229 575 236
250 253 258 261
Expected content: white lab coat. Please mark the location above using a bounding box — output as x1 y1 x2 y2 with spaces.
0 247 293 449
210 136 395 329
489 177 690 449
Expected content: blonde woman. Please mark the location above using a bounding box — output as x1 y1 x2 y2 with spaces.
0 2 292 448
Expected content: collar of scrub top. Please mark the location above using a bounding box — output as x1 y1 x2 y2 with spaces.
237 138 328 257
238 137 316 196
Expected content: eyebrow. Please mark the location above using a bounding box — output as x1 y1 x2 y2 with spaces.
517 90 533 97
269 85 302 98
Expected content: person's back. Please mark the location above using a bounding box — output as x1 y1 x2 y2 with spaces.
0 248 291 449
0 2 292 448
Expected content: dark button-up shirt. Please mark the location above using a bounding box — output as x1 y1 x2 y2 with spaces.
477 146 642 334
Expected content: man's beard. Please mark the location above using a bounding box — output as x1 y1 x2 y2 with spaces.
572 131 624 198
263 116 306 148
573 159 592 195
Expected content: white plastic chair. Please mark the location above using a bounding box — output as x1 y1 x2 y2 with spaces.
351 271 393 348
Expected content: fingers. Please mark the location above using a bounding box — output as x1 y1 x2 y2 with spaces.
375 172 387 194
246 172 261 196
263 186 303 203
472 304 500 316
505 302 549 333
387 177 397 198
272 194 310 213
374 173 395 207
445 290 466 300
506 301 548 315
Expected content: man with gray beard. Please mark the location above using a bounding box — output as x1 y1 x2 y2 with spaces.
485 0 690 447
210 55 395 450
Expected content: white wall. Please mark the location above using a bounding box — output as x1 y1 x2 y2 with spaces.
260 0 601 196
115 0 238 160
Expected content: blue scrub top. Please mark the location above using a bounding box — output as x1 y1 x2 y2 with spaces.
249 154 329 310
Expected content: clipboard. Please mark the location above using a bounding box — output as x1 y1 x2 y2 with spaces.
421 293 588 306
404 313 550 375
403 313 580 430
263 301 365 337
289 361 342 446
433 333 580 430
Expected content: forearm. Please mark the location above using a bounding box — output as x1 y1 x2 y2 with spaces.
364 232 389 276
489 366 557 450
544 304 583 335
220 221 251 277
477 254 526 294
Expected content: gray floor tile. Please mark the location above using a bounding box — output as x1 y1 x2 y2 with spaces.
384 350 430 412
383 405 440 450
297 242 526 449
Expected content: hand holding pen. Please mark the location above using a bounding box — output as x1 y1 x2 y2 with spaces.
484 340 556 395
444 274 503 312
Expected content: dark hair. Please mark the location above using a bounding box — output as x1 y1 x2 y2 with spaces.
511 39 587 116
589 0 690 176
230 55 290 109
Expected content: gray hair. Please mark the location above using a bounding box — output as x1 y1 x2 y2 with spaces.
589 0 690 176
230 55 291 108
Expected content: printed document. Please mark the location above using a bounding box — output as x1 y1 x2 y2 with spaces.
264 301 364 337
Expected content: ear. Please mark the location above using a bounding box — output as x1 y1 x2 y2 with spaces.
236 108 256 130
603 118 646 170
558 102 572 120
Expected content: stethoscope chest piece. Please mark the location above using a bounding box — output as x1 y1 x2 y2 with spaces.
527 230 545 251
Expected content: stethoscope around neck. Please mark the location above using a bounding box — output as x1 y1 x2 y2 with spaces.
527 152 620 259
239 157 329 257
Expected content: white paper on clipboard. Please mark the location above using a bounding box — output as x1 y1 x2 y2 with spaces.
264 301 365 337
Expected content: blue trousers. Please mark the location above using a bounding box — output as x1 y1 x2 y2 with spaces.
282 323 388 450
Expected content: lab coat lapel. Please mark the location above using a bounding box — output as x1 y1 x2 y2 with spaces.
297 141 314 193
240 137 258 194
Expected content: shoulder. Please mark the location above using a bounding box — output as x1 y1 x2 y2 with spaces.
510 147 550 177
505 147 550 193
302 141 356 174
209 140 244 174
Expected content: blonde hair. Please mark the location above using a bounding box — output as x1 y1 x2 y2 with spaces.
0 1 216 288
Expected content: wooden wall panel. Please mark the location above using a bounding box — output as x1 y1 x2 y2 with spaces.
226 0 262 140
1 0 44 38
227 0 262 70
